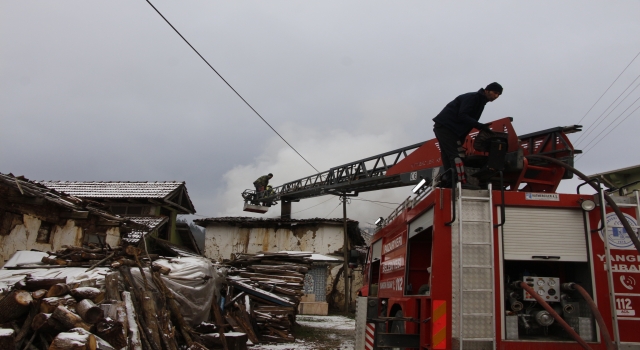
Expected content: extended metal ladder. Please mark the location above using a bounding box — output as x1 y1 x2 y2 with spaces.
451 183 496 350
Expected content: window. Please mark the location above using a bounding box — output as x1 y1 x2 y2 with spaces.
36 222 53 243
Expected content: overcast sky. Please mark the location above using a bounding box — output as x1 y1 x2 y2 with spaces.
2 1 640 228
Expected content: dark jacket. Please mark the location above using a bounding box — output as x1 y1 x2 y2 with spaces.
433 88 488 138
253 175 271 187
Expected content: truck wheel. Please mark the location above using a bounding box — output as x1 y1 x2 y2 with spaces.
390 310 406 350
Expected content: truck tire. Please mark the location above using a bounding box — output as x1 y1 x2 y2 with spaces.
390 310 406 350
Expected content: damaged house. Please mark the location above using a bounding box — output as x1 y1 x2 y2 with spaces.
38 180 200 255
0 173 153 267
194 217 366 313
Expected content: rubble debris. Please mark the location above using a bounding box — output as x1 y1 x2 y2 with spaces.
0 246 322 349
222 252 312 343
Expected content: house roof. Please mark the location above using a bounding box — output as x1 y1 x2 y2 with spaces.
0 173 141 226
194 216 358 226
195 216 366 246
589 164 640 178
122 217 169 244
38 181 196 214
39 181 182 198
588 164 640 190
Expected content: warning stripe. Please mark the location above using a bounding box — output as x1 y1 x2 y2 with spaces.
365 323 375 350
432 300 447 349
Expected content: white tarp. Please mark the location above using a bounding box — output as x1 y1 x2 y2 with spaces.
129 256 226 326
1 251 226 327
0 251 109 292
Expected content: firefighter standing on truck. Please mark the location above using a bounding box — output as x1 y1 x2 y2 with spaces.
253 173 273 192
432 82 503 187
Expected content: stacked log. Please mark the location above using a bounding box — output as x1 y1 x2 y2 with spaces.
39 244 161 269
222 252 312 343
2 244 321 349
1 243 211 350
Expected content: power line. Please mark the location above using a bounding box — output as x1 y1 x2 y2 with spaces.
144 0 319 173
351 198 400 205
575 73 640 146
576 50 640 125
578 102 640 158
350 198 397 209
579 93 640 152
291 197 335 214
324 202 342 218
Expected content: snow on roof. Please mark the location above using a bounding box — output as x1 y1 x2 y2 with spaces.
194 217 358 226
122 216 169 244
38 181 184 199
0 251 110 290
266 251 342 262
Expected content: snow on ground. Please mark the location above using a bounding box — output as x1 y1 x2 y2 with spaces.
295 315 355 330
251 315 356 350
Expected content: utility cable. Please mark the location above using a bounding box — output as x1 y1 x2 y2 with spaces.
578 102 640 158
324 201 342 218
290 196 335 215
350 198 396 210
577 50 640 125
575 73 640 145
350 198 400 205
578 92 640 153
144 0 319 173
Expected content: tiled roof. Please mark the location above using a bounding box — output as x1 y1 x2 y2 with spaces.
0 174 124 222
122 217 168 244
37 181 184 199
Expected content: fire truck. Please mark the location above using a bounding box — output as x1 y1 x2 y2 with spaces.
242 117 639 350
355 119 640 350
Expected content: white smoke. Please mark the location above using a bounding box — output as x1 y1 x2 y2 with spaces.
214 115 425 228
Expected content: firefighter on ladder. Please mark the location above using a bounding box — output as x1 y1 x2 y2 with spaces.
253 173 273 193
432 82 503 187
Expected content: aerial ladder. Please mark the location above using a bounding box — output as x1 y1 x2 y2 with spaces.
242 117 581 215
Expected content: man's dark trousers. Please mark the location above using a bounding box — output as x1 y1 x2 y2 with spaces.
434 124 461 183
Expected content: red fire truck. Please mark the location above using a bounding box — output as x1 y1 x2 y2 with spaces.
355 118 640 350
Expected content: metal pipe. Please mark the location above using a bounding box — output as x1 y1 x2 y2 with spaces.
494 170 507 228
519 282 593 350
564 283 615 350
342 195 350 312
444 169 457 226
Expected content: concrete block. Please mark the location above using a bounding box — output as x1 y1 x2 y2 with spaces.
298 302 328 316
301 294 316 302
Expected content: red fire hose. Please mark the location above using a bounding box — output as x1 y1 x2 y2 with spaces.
519 282 593 350
564 283 615 350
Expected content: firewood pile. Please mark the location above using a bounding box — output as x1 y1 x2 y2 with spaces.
0 246 318 350
39 244 162 270
222 252 312 344
0 244 225 350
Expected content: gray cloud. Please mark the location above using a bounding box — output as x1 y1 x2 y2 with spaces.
2 1 639 225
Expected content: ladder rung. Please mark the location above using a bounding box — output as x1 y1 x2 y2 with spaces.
462 242 491 245
463 289 493 292
461 338 494 341
521 179 555 186
525 164 555 172
463 265 492 269
460 196 491 201
460 219 491 223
